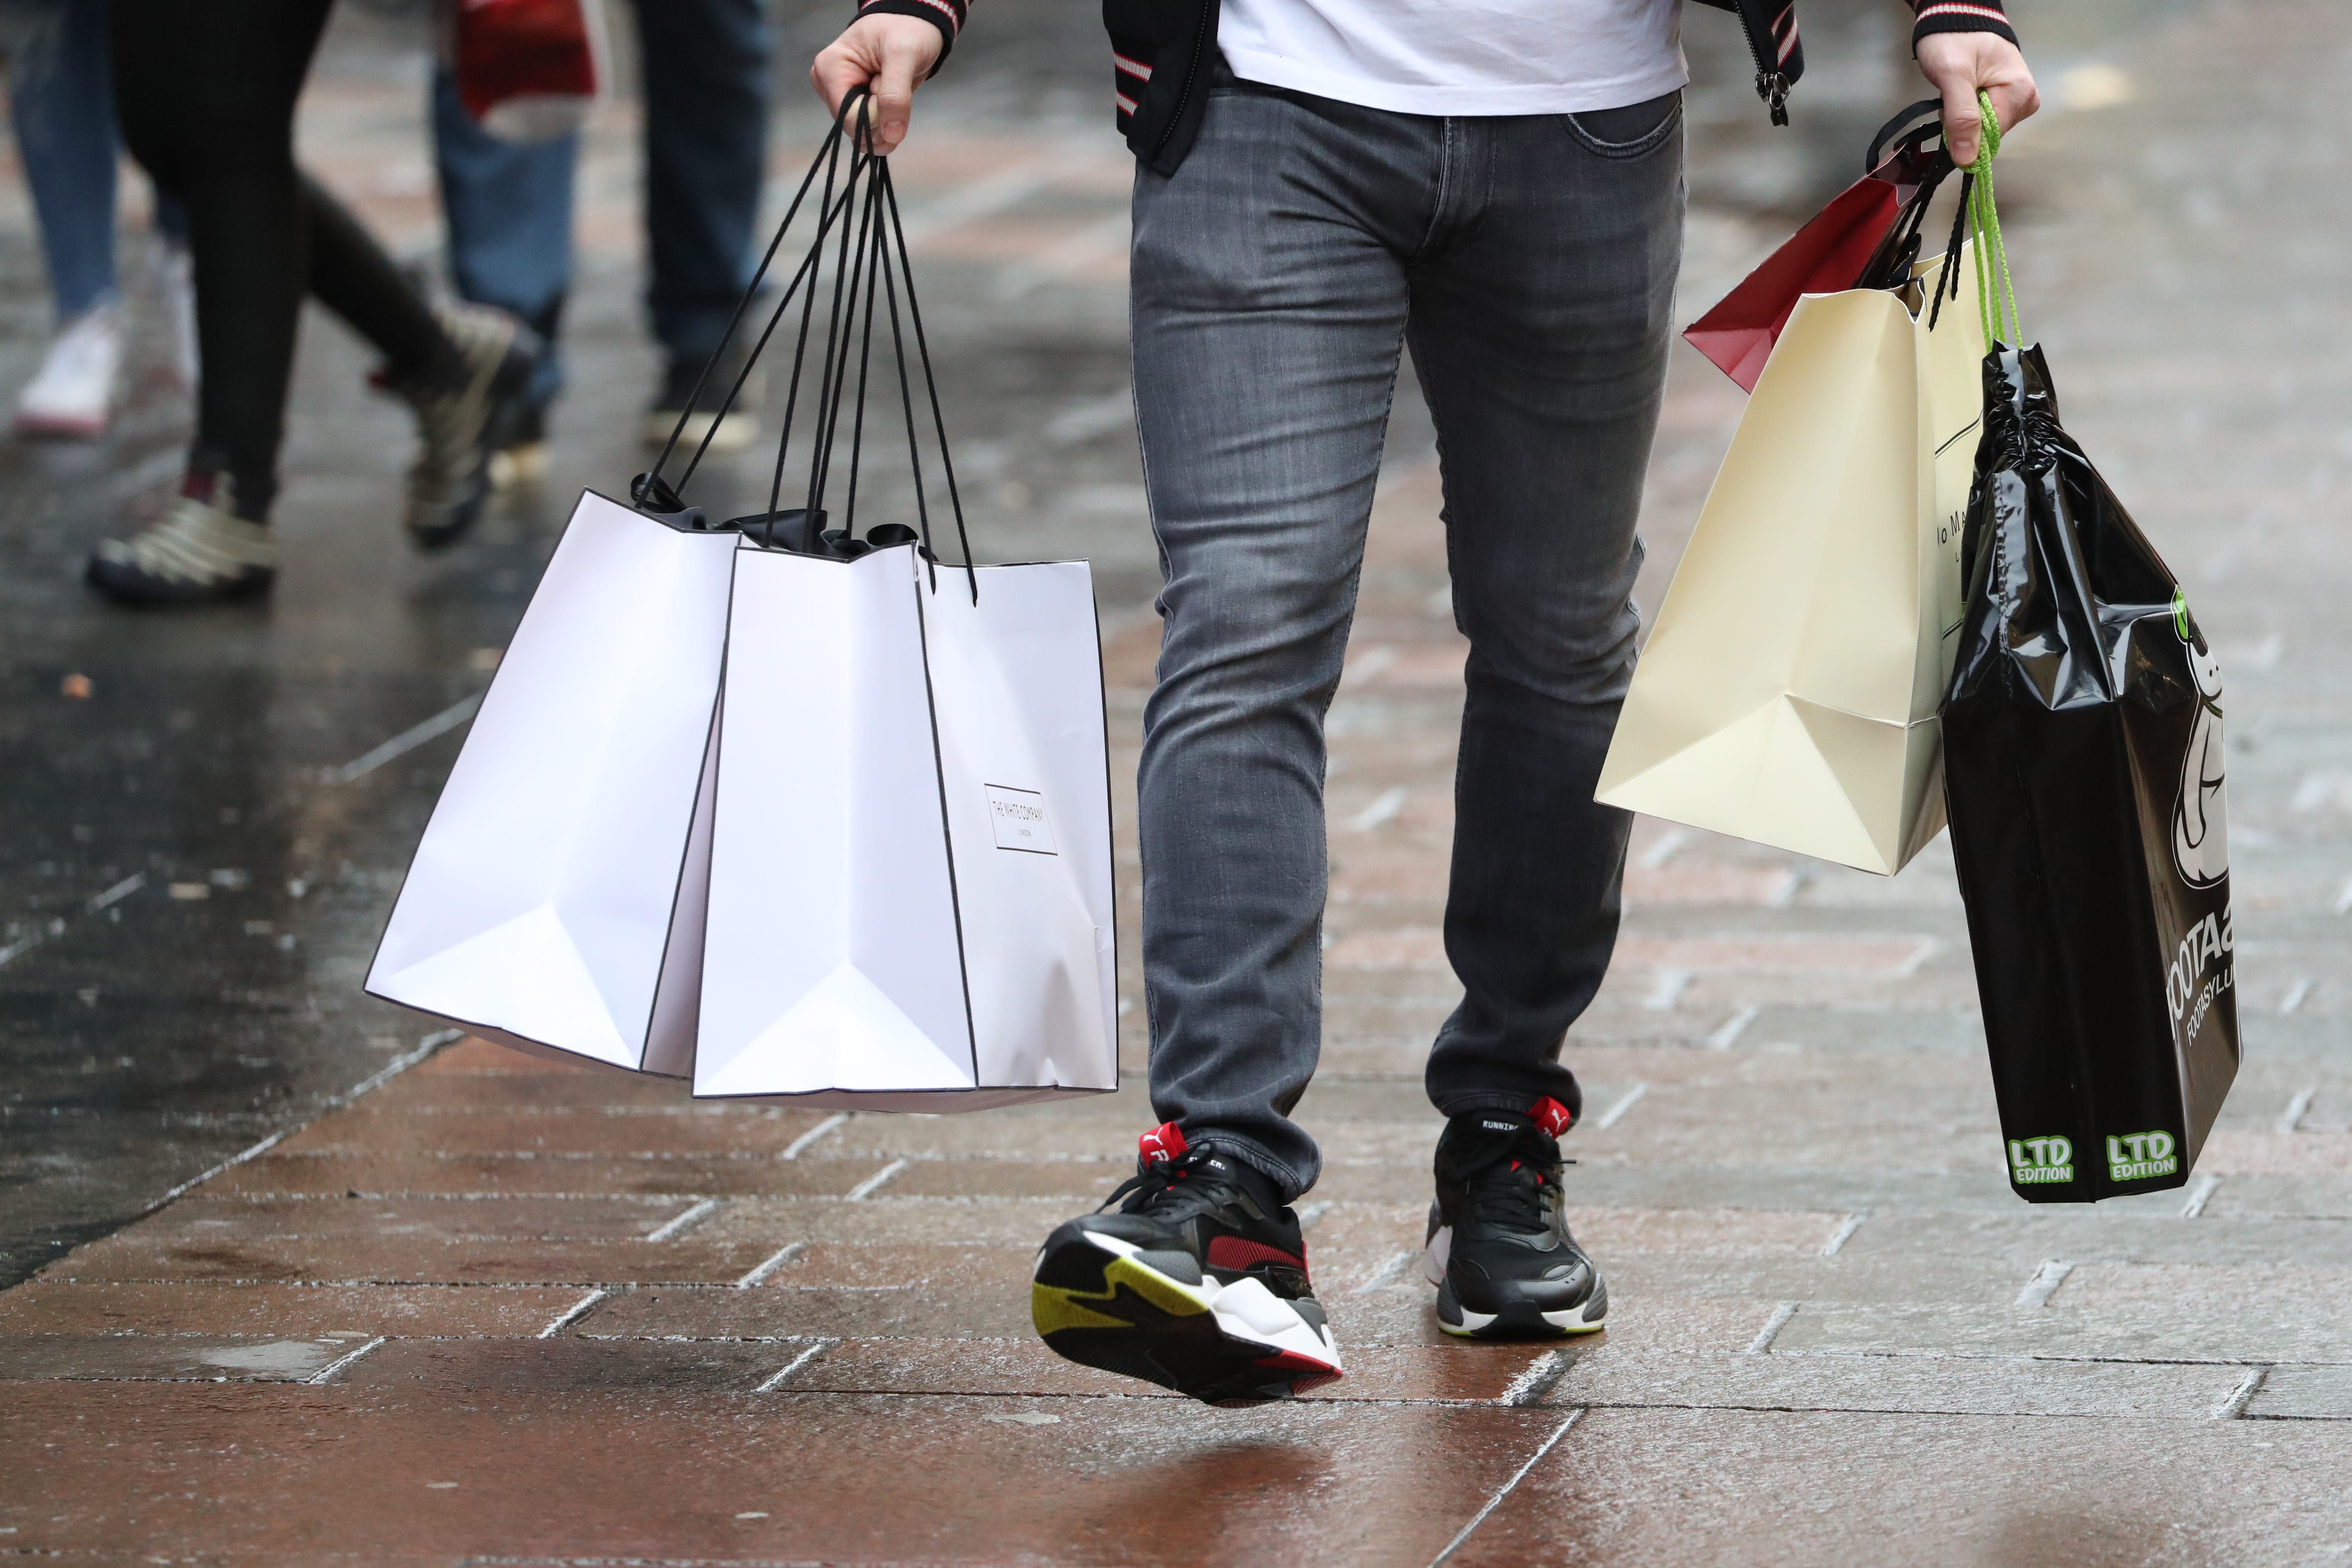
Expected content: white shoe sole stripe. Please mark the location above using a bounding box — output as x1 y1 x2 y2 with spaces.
1078 1230 1343 1374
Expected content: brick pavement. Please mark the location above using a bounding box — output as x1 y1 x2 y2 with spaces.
8 0 2352 1563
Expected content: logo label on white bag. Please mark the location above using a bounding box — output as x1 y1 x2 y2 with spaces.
984 784 1057 855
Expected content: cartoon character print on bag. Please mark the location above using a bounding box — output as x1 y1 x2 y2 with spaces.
2169 594 2228 890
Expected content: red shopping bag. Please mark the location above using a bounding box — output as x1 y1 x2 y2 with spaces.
1684 99 1952 391
451 0 608 142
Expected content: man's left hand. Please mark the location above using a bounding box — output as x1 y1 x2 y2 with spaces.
1917 32 2039 167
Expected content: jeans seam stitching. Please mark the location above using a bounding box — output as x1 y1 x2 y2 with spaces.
1563 98 1683 160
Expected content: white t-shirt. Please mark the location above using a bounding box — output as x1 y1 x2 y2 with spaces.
1218 0 1688 117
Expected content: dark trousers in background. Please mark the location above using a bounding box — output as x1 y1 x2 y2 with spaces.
110 0 450 512
1128 73 1685 1198
432 0 774 410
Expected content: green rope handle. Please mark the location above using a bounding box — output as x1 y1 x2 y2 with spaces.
1968 89 2024 347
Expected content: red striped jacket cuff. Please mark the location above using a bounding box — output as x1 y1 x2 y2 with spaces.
1912 0 2019 48
857 0 965 71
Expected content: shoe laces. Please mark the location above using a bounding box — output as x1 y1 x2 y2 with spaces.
1102 1152 1250 1227
1455 1128 1561 1234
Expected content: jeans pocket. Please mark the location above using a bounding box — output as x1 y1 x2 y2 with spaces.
1563 90 1682 159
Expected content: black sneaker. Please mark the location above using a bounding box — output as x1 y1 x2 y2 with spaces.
1032 1123 1343 1406
1424 1097 1607 1339
392 303 542 551
643 340 764 458
489 399 550 490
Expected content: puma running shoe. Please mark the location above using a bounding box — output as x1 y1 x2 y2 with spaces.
1032 1124 1342 1405
1424 1096 1608 1338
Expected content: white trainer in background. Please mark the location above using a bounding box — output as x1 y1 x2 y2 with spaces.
14 303 122 439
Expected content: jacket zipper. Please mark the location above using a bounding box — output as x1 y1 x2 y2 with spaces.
1738 0 1792 124
1150 0 1216 162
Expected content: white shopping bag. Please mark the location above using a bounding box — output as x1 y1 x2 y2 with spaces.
366 489 737 1073
692 541 1118 1109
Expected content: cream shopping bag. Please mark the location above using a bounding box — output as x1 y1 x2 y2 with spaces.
1596 249 1985 875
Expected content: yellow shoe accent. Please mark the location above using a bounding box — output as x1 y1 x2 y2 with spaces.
1032 1251 1215 1338
1102 1254 1214 1317
1031 1280 1132 1337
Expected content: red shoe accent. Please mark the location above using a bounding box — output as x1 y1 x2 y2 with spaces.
1206 1235 1306 1274
1251 1349 1339 1375
1533 1096 1574 1139
1139 1121 1188 1166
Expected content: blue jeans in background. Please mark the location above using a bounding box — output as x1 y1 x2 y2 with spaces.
3 0 186 321
1129 73 1686 1199
431 67 576 410
432 0 773 409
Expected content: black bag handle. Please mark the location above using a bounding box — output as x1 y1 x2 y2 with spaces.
1867 97 1945 178
632 90 978 603
634 89 867 510
1853 99 1960 294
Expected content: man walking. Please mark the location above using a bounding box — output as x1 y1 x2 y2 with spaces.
813 0 2037 1404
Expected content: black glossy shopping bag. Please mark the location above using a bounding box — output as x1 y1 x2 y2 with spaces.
1943 344 2239 1204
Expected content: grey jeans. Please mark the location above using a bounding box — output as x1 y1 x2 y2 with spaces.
1131 70 1684 1199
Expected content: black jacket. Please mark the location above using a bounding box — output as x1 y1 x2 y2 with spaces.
1097 0 2012 176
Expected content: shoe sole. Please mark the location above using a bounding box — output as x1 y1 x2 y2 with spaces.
1424 1230 1608 1341
643 407 760 457
84 561 275 607
1032 1225 1342 1406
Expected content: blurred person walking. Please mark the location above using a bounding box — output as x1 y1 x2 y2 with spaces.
1 0 193 438
813 0 2039 1403
432 0 774 479
88 0 541 606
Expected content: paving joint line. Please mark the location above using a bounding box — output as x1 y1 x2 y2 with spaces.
2180 1173 2223 1218
1351 1249 1420 1294
753 1338 838 1393
780 1114 849 1159
1593 1081 1648 1130
643 1199 724 1242
1427 1409 1584 1567
134 1029 465 1219
2210 1367 2270 1420
537 1290 611 1338
735 1242 806 1288
321 693 484 786
1500 1350 1571 1407
1821 1211 1868 1257
304 1335 387 1385
1745 1301 1798 1354
1706 1005 1760 1050
2277 1087 2316 1133
2015 1259 2076 1308
843 1159 911 1200
0 873 148 972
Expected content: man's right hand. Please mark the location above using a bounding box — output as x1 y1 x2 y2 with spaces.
812 14 945 155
